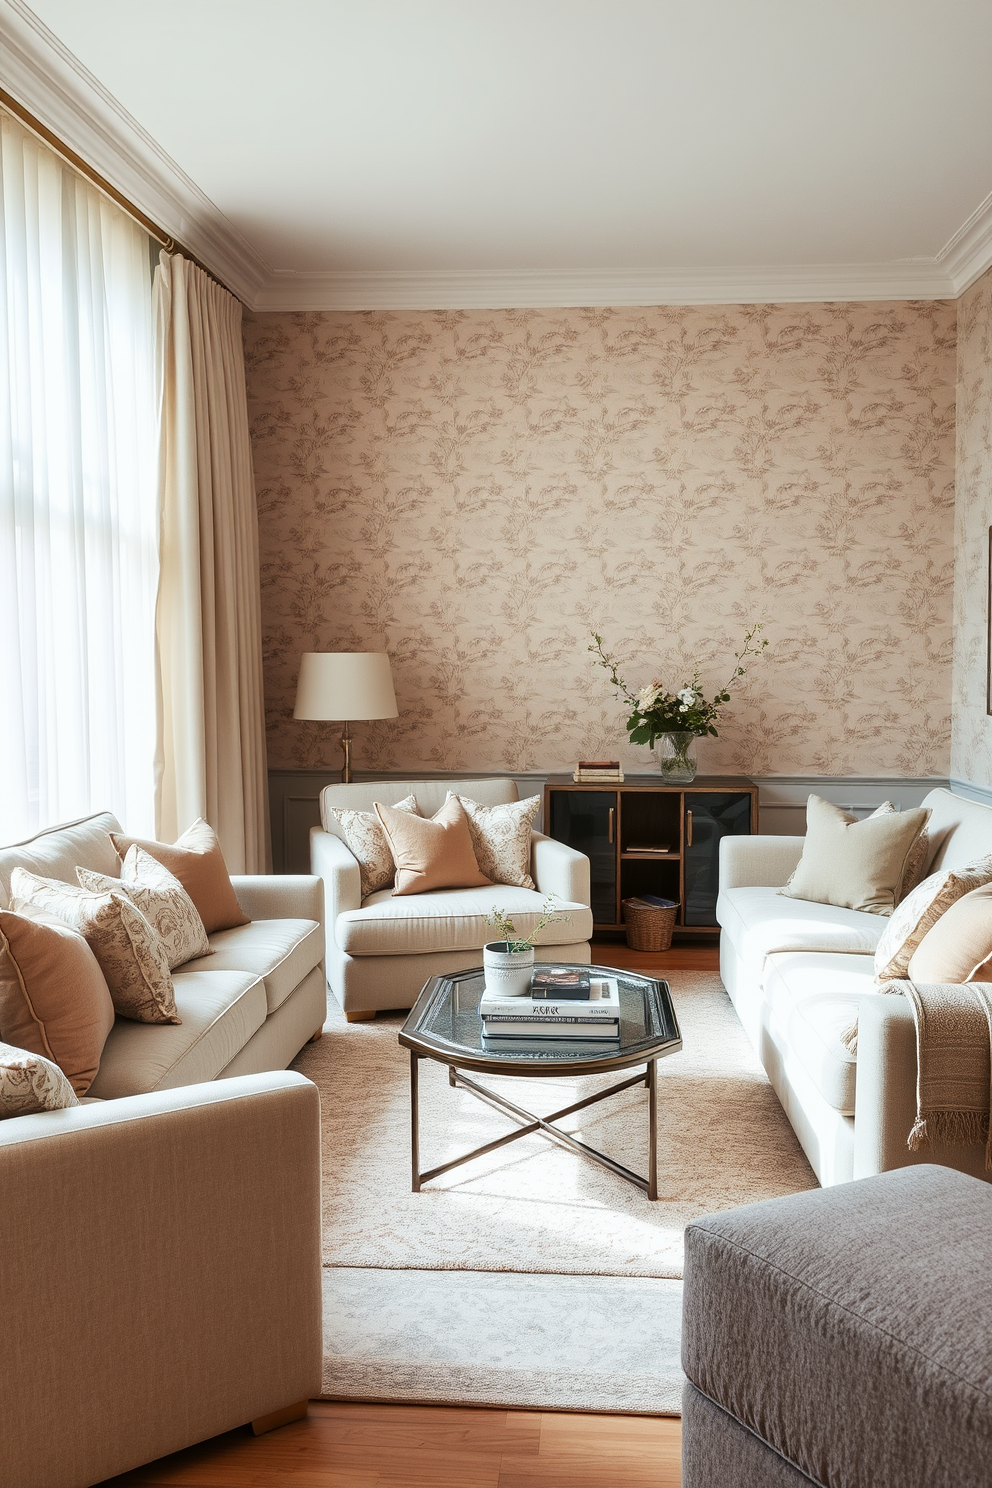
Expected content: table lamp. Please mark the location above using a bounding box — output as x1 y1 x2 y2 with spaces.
293 651 398 782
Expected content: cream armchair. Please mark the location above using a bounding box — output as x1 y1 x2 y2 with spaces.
312 778 593 1019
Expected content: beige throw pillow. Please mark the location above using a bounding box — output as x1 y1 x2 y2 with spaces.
374 796 492 897
0 906 115 1095
0 1040 79 1119
906 882 992 984
874 855 992 982
109 819 248 934
448 793 540 889
324 794 420 899
10 868 180 1025
778 794 930 916
78 846 211 970
867 802 930 903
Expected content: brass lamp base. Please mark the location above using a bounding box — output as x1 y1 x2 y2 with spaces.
340 721 353 783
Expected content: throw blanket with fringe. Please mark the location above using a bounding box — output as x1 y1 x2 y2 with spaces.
842 981 992 1168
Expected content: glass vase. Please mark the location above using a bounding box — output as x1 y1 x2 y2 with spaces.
653 731 698 783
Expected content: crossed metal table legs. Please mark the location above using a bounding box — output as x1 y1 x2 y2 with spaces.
409 1052 660 1201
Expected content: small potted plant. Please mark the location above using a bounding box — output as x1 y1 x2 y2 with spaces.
483 896 571 996
589 625 768 782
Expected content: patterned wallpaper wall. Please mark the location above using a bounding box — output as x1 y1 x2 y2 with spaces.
952 266 992 789
243 301 956 778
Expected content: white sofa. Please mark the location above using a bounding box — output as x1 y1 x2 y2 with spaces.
312 777 594 1017
0 810 328 1089
0 811 327 1487
717 787 992 1188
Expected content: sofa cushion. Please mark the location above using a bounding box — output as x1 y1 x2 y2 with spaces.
0 1039 80 1118
109 819 249 934
86 970 266 1098
717 886 884 985
78 846 212 970
180 918 323 1014
336 886 593 957
681 1166 992 1488
765 951 876 1114
0 810 122 908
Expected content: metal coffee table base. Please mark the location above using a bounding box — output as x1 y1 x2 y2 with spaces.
409 1051 660 1201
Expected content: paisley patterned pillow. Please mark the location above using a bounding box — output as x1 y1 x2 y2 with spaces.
874 854 992 982
0 1040 79 1119
324 794 420 899
449 793 540 889
10 867 180 1025
78 846 211 970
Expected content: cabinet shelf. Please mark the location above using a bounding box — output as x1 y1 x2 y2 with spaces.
544 775 758 934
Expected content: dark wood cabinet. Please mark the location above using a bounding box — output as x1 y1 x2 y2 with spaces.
544 775 758 934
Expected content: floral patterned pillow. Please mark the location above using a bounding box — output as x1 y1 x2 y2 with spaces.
448 793 540 889
10 867 180 1025
874 854 992 982
0 1040 79 1120
78 846 211 970
324 794 420 899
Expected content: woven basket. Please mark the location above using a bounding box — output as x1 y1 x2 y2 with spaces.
621 897 678 953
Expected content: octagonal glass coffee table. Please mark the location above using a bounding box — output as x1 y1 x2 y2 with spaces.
399 963 681 1201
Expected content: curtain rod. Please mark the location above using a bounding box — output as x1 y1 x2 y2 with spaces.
0 87 239 300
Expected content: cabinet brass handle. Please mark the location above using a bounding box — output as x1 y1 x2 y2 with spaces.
686 809 693 847
608 806 614 844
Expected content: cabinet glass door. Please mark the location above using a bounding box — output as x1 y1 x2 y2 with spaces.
549 791 617 924
684 792 751 925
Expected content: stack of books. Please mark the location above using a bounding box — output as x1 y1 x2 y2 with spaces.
573 759 624 783
480 966 621 1040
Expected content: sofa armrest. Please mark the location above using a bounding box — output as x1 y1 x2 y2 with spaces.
531 831 591 907
0 1072 322 1488
719 834 805 890
232 873 323 923
311 826 362 939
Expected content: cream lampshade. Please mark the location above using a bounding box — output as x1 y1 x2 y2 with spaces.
293 651 398 782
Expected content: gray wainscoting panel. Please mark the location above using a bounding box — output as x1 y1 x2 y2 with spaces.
268 769 950 874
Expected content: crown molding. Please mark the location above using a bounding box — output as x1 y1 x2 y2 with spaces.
3 0 991 313
0 0 270 304
936 188 992 296
253 259 956 312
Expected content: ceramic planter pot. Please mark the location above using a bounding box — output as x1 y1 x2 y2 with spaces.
482 941 535 997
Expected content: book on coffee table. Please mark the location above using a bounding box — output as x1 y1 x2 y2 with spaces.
481 977 621 1038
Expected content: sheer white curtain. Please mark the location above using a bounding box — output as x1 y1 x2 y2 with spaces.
0 111 157 844
154 251 269 873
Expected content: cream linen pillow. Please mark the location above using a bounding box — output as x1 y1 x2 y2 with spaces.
78 845 211 970
109 819 248 934
867 802 930 903
324 793 420 899
10 867 180 1025
0 1040 79 1119
374 796 492 897
874 855 992 982
778 794 930 916
905 881 992 983
0 906 115 1095
448 793 540 889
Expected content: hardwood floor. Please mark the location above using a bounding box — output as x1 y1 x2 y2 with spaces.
99 942 710 1487
101 1404 683 1487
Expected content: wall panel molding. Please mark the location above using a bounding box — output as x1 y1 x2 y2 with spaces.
269 769 949 874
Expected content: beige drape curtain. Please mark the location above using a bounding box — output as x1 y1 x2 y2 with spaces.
153 251 270 873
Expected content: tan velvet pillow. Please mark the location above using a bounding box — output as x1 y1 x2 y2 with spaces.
907 882 992 983
109 819 248 934
374 796 492 897
779 794 930 916
0 906 115 1095
79 846 211 970
0 1040 79 1119
10 867 180 1025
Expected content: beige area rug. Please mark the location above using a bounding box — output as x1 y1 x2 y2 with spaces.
294 973 817 1281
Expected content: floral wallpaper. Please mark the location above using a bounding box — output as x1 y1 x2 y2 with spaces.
952 266 992 790
242 301 956 777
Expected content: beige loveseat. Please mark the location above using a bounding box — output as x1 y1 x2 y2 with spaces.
0 812 327 1488
717 787 992 1188
312 778 594 1018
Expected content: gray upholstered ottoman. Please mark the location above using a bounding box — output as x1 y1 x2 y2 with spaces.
681 1165 992 1488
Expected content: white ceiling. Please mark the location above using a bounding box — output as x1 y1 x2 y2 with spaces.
7 0 992 307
